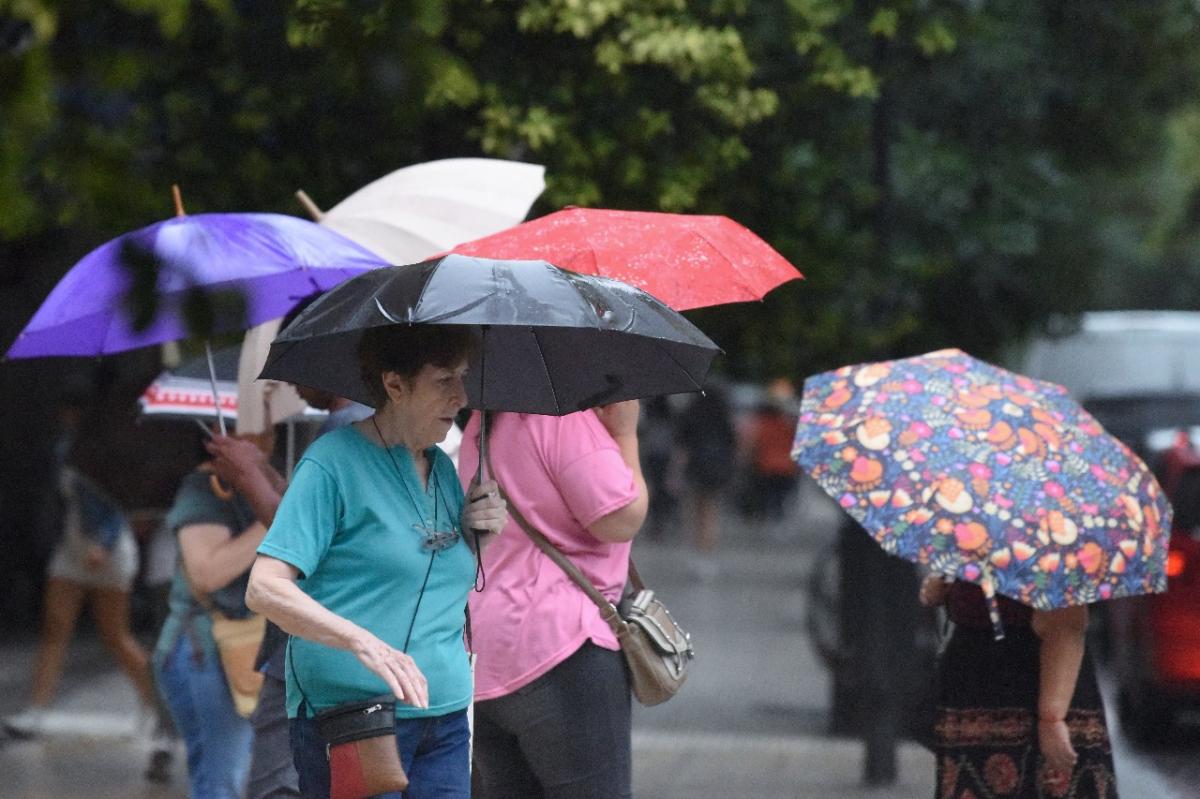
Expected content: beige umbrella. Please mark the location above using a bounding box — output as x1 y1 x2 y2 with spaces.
295 157 546 264
237 318 308 435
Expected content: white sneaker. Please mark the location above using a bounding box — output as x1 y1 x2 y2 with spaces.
2 706 47 740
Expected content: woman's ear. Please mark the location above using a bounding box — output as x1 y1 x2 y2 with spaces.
381 371 407 403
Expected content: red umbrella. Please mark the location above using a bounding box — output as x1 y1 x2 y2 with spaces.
451 207 801 310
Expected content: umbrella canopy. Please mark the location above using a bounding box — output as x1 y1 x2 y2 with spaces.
792 348 1171 635
139 345 325 423
259 254 719 415
5 213 385 359
302 158 545 265
451 207 801 311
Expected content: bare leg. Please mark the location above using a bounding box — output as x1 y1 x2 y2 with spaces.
90 587 158 708
29 578 87 706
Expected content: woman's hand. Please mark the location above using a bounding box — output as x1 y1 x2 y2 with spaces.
918 574 949 607
1038 718 1078 773
206 435 269 489
463 479 507 539
349 630 429 709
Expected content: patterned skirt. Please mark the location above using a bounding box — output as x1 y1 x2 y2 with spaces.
934 625 1117 799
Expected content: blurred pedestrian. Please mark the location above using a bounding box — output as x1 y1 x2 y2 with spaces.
2 385 158 739
919 576 1118 798
639 395 678 538
152 428 275 799
458 401 647 799
245 324 506 799
742 378 799 533
676 385 736 580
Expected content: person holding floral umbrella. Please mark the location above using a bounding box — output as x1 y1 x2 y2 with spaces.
793 348 1170 798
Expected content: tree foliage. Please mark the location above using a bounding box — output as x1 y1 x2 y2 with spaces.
2 0 1200 379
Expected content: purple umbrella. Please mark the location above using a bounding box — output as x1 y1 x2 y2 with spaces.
5 212 385 359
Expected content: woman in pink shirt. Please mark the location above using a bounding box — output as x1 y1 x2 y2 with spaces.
458 401 647 799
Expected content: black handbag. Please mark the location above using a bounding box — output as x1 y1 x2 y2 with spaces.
314 695 408 799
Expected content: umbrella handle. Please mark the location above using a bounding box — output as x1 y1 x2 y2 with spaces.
470 410 490 548
204 341 228 436
295 189 324 222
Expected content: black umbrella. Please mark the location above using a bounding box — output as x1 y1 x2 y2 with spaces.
258 255 720 415
260 254 719 491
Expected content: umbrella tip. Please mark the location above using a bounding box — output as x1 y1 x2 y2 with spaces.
172 184 186 217
295 189 324 221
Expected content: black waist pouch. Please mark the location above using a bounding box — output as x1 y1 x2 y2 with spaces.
314 696 408 798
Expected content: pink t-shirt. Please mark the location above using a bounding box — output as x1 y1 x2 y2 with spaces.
458 410 638 700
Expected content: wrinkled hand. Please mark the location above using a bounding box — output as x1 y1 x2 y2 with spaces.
350 630 429 708
463 479 507 539
84 544 109 571
1038 719 1078 774
205 435 268 491
919 574 950 607
594 400 640 440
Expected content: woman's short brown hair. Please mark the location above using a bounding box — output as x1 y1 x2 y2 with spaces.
356 324 479 407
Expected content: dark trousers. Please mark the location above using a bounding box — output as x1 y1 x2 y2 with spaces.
472 641 632 799
247 674 300 799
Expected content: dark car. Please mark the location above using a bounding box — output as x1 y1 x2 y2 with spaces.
1107 434 1200 744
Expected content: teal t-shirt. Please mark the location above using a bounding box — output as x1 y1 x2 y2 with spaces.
154 471 255 662
258 425 476 720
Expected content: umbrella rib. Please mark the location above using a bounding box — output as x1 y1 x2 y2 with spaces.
530 327 563 415
644 336 707 394
374 297 403 324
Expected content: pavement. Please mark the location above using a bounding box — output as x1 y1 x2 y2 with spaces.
0 486 1195 797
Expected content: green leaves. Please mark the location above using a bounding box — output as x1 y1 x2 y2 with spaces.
3 0 1200 381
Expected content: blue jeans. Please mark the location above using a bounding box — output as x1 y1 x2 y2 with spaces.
291 708 470 799
154 633 253 799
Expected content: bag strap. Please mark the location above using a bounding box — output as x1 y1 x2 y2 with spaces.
627 558 646 594
484 448 632 638
499 486 629 638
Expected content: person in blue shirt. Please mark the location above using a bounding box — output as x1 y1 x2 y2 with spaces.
246 323 507 799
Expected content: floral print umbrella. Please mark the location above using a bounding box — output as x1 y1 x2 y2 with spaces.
792 348 1171 636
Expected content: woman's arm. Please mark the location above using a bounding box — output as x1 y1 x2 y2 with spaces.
589 401 649 543
178 521 267 595
245 555 429 708
1031 604 1088 772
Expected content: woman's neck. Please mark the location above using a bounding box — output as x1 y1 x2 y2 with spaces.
368 408 428 470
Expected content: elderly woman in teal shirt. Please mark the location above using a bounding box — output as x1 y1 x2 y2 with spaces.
246 324 507 799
